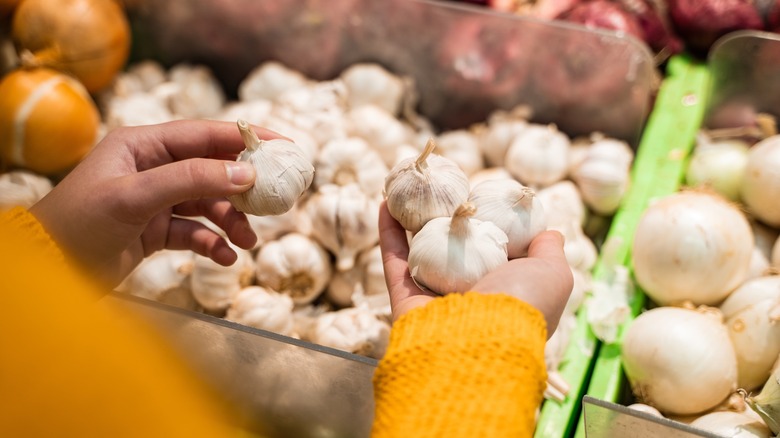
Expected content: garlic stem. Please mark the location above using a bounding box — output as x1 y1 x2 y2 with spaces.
450 202 477 237
512 187 535 208
415 138 436 172
237 119 261 151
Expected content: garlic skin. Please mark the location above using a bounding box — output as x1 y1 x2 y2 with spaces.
741 135 780 227
346 104 413 166
190 246 255 315
468 166 514 187
105 92 175 129
536 180 587 228
408 202 508 295
744 364 780 435
228 119 314 216
117 249 199 311
685 137 749 202
435 129 485 176
469 178 546 258
245 206 301 250
0 170 53 211
339 63 405 116
254 233 332 306
166 64 225 119
238 61 311 102
215 99 274 126
314 137 388 196
690 410 772 438
260 116 318 162
478 105 532 167
225 286 297 337
572 158 631 216
505 123 571 188
384 138 470 233
308 307 391 359
325 267 362 308
305 184 380 271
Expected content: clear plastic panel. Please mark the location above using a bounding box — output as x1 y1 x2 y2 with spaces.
706 30 780 128
127 0 656 145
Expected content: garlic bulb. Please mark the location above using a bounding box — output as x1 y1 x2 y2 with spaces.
408 202 508 295
0 170 52 211
632 191 754 306
622 306 738 415
339 63 406 116
314 137 388 196
238 61 311 102
478 105 532 167
190 246 255 315
117 249 199 311
536 180 587 228
308 307 391 359
273 80 349 145
384 138 470 233
104 92 175 129
468 166 514 187
584 134 634 167
744 364 780 435
225 286 297 337
566 268 591 315
685 136 749 202
572 158 631 216
748 247 772 280
551 220 598 272
254 233 332 306
245 206 301 250
346 104 413 166
719 275 780 390
228 119 314 216
216 99 274 126
165 64 226 119
352 245 392 320
325 267 362 308
741 135 780 227
305 184 380 271
627 404 664 418
468 178 546 258
690 410 772 438
435 129 485 176
260 116 318 162
504 123 571 188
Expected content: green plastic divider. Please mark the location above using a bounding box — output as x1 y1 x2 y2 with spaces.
572 54 711 438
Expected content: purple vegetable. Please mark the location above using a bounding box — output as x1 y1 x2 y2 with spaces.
667 0 764 53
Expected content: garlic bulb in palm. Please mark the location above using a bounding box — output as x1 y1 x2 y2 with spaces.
469 178 546 258
305 183 380 271
384 138 470 233
225 286 297 337
0 170 52 211
255 233 332 306
408 202 508 295
314 136 388 196
228 119 314 216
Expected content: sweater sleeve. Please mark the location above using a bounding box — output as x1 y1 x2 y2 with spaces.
371 292 548 438
0 207 242 438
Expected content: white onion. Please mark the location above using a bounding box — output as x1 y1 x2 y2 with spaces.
621 306 738 415
685 138 749 201
689 411 771 438
719 275 780 390
632 191 754 306
741 135 780 227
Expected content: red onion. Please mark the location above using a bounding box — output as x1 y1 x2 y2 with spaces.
560 0 646 40
667 0 764 53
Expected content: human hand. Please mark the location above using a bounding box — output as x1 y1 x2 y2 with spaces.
378 201 574 336
29 120 282 286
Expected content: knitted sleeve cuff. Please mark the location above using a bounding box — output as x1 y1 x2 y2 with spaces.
1 206 64 264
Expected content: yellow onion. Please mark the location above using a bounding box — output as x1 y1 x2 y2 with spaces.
12 0 131 93
0 68 100 174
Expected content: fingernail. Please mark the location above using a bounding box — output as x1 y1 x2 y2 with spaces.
225 162 255 186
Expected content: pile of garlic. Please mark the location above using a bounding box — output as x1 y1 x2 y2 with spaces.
102 60 634 380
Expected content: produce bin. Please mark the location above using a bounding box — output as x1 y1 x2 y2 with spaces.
111 1 658 436
576 31 780 436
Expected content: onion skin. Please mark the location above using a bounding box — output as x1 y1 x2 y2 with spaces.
632 191 753 306
689 410 772 438
741 136 780 228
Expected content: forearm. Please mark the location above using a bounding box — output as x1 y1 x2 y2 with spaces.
372 292 548 438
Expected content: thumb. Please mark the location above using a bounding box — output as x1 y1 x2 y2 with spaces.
121 159 255 220
526 230 567 263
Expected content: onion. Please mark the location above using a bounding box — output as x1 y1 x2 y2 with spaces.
741 135 780 228
667 0 764 54
685 137 750 202
560 0 645 41
719 275 780 391
621 306 738 415
689 410 772 438
632 191 753 306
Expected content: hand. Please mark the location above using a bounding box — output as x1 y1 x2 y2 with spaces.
30 120 281 286
378 201 574 336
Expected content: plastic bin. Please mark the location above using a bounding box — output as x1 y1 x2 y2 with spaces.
117 1 657 436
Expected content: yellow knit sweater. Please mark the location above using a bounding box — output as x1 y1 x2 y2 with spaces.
0 207 547 437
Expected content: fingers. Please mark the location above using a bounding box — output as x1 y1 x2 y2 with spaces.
174 199 257 250
165 217 238 266
527 230 568 264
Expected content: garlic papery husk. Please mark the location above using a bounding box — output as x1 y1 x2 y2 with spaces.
504 123 571 188
339 63 406 116
238 61 311 102
228 119 314 216
225 286 297 337
190 246 255 315
166 64 225 119
632 191 754 306
468 178 546 258
572 159 631 216
254 233 332 306
305 184 380 271
117 249 199 311
261 116 319 162
584 134 634 167
690 410 772 438
685 137 749 202
741 135 780 227
477 104 533 167
345 104 413 167
536 180 587 229
215 99 274 126
435 129 485 176
104 92 175 129
407 202 508 295
719 275 780 390
744 364 780 435
586 264 633 343
468 166 514 187
384 138 470 233
621 306 738 416
314 137 388 196
246 206 301 250
0 170 52 211
308 307 391 359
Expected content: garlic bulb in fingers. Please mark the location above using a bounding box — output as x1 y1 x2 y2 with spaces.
0 170 52 211
408 202 508 295
228 119 314 216
225 286 296 337
255 233 332 306
305 184 380 271
469 178 546 258
384 138 470 233
314 137 388 196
